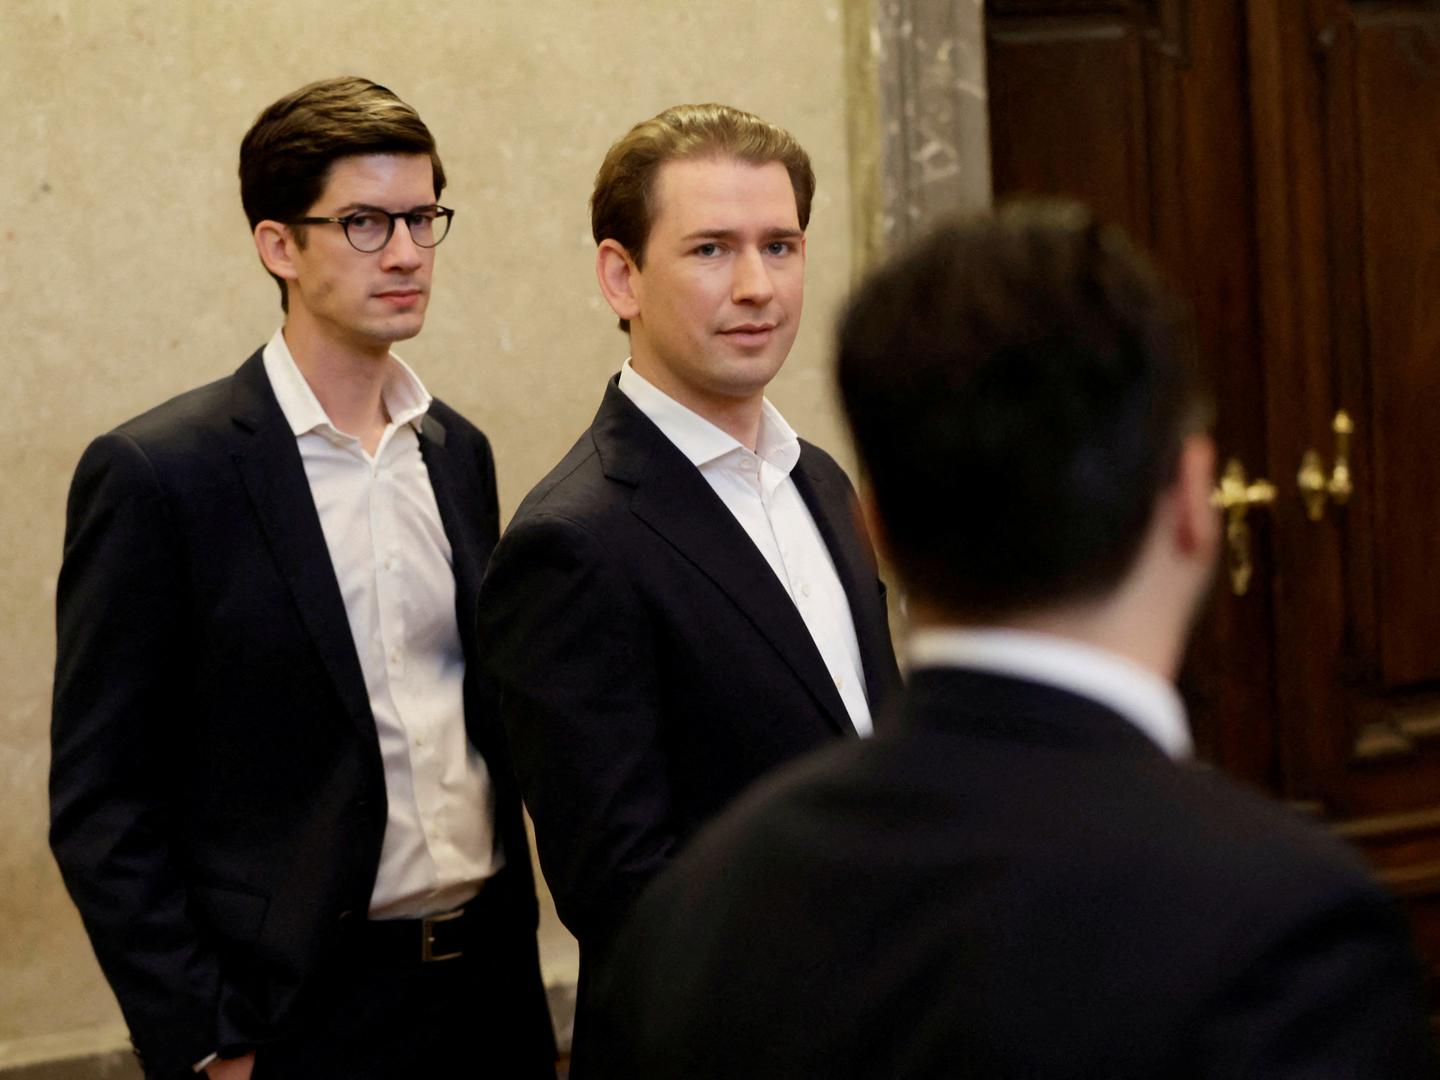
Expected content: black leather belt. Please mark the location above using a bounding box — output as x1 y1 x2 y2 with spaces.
354 900 476 964
347 869 514 965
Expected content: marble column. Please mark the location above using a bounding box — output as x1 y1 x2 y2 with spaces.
845 0 992 271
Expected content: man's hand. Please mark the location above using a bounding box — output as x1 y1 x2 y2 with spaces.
205 1051 256 1080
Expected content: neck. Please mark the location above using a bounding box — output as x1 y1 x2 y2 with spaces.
911 577 1192 684
999 596 1187 682
908 489 1213 683
629 353 765 451
281 320 392 454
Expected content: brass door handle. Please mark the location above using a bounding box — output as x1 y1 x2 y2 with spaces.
1297 410 1355 521
1212 459 1276 596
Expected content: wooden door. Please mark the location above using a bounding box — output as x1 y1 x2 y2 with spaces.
986 0 1440 988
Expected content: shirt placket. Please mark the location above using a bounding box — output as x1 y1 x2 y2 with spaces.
373 450 442 867
759 460 810 607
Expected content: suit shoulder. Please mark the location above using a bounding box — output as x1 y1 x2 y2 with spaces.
1163 763 1380 894
109 375 233 448
65 374 245 531
75 373 239 485
507 428 617 528
698 732 1385 916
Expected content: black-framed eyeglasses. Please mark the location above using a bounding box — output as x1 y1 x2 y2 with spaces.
288 205 454 253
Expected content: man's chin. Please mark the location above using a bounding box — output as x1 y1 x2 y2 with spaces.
370 315 427 345
715 351 788 392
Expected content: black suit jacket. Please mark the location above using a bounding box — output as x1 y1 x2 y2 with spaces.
593 667 1439 1079
50 350 550 1078
478 379 899 1058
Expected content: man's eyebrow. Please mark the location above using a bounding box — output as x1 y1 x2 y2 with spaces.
678 227 805 242
331 201 439 215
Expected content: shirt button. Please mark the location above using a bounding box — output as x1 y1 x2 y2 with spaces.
835 675 845 689
389 649 401 664
384 557 396 571
414 733 425 747
741 458 756 471
800 582 812 598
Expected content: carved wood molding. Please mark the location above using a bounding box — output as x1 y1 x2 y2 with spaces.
1333 808 1440 898
1373 860 1440 899
1334 805 1440 842
1352 698 1440 763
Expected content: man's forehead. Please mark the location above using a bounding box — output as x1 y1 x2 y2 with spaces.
315 152 435 204
649 156 799 233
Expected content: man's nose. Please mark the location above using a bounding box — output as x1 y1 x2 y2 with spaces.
731 248 775 305
379 219 424 269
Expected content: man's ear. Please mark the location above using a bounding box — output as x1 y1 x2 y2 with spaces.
1173 433 1219 562
596 239 641 324
254 221 300 286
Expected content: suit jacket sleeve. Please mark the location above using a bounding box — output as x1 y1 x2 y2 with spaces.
479 512 673 947
50 432 222 1076
1194 879 1439 1077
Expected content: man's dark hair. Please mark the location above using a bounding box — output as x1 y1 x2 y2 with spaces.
239 76 445 311
836 200 1209 617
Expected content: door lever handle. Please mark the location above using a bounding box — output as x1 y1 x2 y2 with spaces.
1212 459 1276 596
1297 410 1355 522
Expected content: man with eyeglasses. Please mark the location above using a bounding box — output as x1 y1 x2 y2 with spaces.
49 77 555 1079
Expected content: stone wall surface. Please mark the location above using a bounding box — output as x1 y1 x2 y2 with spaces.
0 0 856 1062
1 0 988 1067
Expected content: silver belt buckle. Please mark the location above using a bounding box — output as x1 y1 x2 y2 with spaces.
420 908 464 962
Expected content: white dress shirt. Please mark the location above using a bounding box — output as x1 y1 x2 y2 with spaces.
907 626 1193 759
618 359 873 735
262 329 500 920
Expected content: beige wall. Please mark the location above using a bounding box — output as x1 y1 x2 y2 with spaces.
1 0 861 1061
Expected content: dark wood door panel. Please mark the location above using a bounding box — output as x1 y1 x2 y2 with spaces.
987 0 1280 787
1279 2 1440 811
987 12 1152 243
986 0 1440 992
1350 11 1440 688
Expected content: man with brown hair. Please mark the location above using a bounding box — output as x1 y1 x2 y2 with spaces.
50 77 555 1079
478 103 900 1073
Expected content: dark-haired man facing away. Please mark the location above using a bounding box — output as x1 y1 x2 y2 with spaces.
591 203 1439 1078
50 77 554 1079
477 103 899 1073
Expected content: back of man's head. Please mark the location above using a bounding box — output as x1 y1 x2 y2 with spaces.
239 76 444 310
836 201 1209 619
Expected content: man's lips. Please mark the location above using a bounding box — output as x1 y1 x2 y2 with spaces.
375 288 423 308
719 323 777 345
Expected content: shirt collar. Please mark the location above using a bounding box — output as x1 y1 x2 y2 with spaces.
906 626 1193 760
261 327 432 439
617 358 800 476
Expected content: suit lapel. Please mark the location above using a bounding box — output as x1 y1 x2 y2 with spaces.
791 449 898 711
416 413 482 663
594 382 856 736
228 351 376 745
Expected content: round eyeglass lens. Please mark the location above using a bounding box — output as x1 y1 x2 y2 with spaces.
411 209 449 248
345 213 392 252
